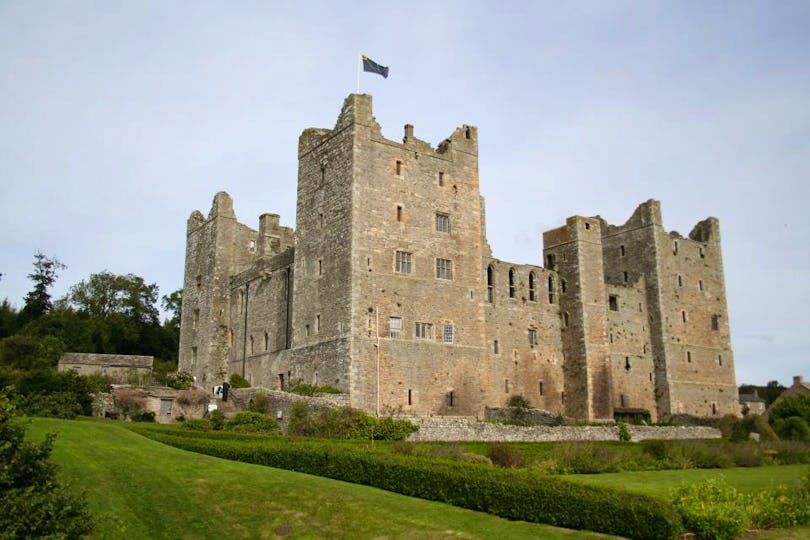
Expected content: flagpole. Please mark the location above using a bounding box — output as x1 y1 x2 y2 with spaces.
356 53 361 94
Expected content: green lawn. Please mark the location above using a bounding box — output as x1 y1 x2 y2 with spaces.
25 418 613 539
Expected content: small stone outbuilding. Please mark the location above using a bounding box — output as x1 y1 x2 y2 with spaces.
59 353 153 385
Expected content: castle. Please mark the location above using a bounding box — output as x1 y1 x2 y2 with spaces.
178 94 738 422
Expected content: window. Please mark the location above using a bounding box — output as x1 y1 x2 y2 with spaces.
305 324 310 337
563 312 569 327
548 276 556 304
699 280 704 291
718 354 723 366
528 271 536 301
249 335 254 354
623 271 628 284
504 379 509 393
395 251 412 274
319 213 324 228
316 314 321 333
443 324 454 344
682 310 688 323
711 314 719 331
435 213 450 233
678 275 683 287
487 265 495 303
408 389 412 405
414 322 432 339
538 381 544 396
264 332 269 351
448 390 455 407
546 253 556 270
673 241 679 255
191 346 197 364
493 340 499 354
528 328 537 347
609 295 619 311
508 268 516 298
389 317 402 338
620 245 625 257
620 394 626 407
625 357 631 371
436 258 453 280
193 308 200 329
249 240 256 252
561 278 567 293
196 274 202 289
687 351 692 363
438 171 445 186
699 246 705 259
395 160 402 176
318 259 323 276
396 205 403 222
584 222 591 230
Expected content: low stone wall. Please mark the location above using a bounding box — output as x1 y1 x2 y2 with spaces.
405 416 721 442
229 387 351 431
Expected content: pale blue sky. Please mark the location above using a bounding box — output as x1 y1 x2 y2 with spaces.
1 1 808 386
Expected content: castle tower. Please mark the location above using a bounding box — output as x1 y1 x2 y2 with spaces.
543 216 613 421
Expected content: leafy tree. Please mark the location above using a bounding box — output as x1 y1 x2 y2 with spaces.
19 253 65 325
0 298 20 339
769 394 810 425
13 370 106 418
0 334 66 370
0 391 94 538
739 380 786 406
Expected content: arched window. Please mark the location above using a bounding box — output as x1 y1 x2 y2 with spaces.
548 276 556 304
508 268 516 298
528 272 536 301
487 265 494 303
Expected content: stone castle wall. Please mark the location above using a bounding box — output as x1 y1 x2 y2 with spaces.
179 93 738 422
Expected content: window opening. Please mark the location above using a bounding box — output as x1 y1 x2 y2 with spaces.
528 271 536 301
396 205 403 222
620 245 625 257
625 357 631 371
508 268 516 298
318 259 323 276
609 295 619 311
493 340 499 354
687 351 692 363
449 391 455 407
436 258 453 280
539 381 544 396
414 322 432 339
718 354 723 366
678 275 683 287
682 310 687 323
438 171 444 186
528 328 537 347
395 160 402 176
561 278 567 293
563 312 569 327
435 213 450 233
548 276 555 304
699 246 705 258
305 324 310 337
196 274 202 289
673 241 679 255
316 314 321 333
249 335 254 354
546 253 556 270
264 332 269 351
623 271 629 283
443 324 454 344
395 251 412 274
711 314 719 331
389 317 402 338
699 280 704 291
504 379 509 393
487 265 495 303
408 389 412 405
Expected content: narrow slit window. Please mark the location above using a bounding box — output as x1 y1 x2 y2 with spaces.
438 171 445 186
493 340 499 354
487 265 495 303
508 268 516 298
395 160 402 176
528 271 536 301
711 314 720 331
396 205 403 222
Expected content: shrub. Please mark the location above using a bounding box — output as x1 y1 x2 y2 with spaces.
507 395 532 409
182 418 211 431
208 409 226 431
287 401 316 436
769 394 810 426
176 388 208 408
15 392 84 419
225 411 280 433
618 421 631 442
249 392 272 414
672 477 747 540
113 388 146 419
488 443 525 468
288 380 342 396
0 391 94 538
774 416 810 441
229 373 251 389
166 370 194 390
748 483 810 529
744 414 778 442
13 369 98 417
130 409 156 422
286 403 417 440
132 428 683 540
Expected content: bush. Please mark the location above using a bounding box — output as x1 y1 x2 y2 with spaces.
176 388 208 408
13 369 98 417
288 381 341 396
507 395 532 409
15 392 84 419
249 392 272 414
229 373 250 389
488 443 525 468
208 409 226 431
672 477 747 540
618 421 631 442
181 418 211 431
744 414 778 442
769 394 810 426
748 483 810 529
130 409 155 422
225 411 280 433
774 416 810 441
286 403 417 440
0 391 94 538
166 370 194 390
130 427 683 540
113 388 146 419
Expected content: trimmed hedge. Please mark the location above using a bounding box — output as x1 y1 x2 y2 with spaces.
130 426 681 539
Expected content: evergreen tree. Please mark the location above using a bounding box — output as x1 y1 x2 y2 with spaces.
19 253 65 325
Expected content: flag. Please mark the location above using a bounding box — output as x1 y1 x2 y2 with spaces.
362 55 389 78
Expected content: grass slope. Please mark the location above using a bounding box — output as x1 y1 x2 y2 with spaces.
26 418 611 539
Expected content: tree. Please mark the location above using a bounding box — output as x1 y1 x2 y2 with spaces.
769 394 810 426
0 298 20 339
0 391 93 538
19 253 65 325
739 380 786 406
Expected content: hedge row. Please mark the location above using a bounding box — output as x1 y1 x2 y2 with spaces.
132 427 682 539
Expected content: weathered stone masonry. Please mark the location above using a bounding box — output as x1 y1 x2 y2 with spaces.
179 94 738 422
